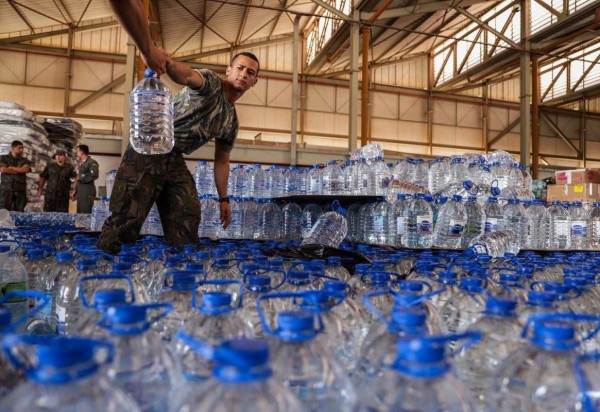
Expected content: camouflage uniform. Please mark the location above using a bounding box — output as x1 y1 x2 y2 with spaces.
76 157 99 213
97 69 238 254
40 162 76 212
0 154 30 212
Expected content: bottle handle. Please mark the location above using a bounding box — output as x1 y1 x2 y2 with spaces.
256 292 303 336
574 352 600 412
78 274 136 308
0 290 50 331
175 330 216 360
363 290 394 327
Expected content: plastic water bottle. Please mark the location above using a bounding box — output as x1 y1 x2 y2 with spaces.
462 195 485 248
0 244 28 332
354 159 370 195
589 202 600 249
199 196 220 239
433 194 467 249
440 277 486 335
90 197 110 231
525 200 550 249
0 335 141 412
490 162 509 190
368 156 393 196
240 274 285 338
447 157 468 185
300 203 322 239
301 201 348 248
455 297 522 407
242 198 259 240
548 200 572 250
484 196 504 233
172 339 303 412
366 199 393 245
194 161 215 195
489 313 600 412
467 230 520 258
569 201 589 250
404 193 434 248
257 199 282 240
258 308 357 411
175 285 247 382
99 303 182 411
428 157 449 194
75 286 134 337
282 202 302 241
129 69 174 155
390 194 410 247
503 198 528 247
357 333 480 411
105 169 116 199
350 143 383 163
307 164 323 195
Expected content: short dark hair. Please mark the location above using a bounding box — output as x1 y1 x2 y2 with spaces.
11 140 23 148
230 52 260 74
78 145 90 155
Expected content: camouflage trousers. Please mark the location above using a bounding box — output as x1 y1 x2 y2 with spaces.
97 145 201 254
0 190 27 212
43 192 70 213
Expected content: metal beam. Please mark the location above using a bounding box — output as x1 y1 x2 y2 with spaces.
454 6 521 50
1 20 120 44
291 16 300 165
54 0 74 23
360 0 499 20
9 0 67 26
540 112 581 157
63 26 73 116
0 42 127 62
348 15 359 153
70 75 126 112
6 0 35 32
173 0 231 45
175 35 293 61
310 0 351 20
488 117 520 148
519 0 531 167
236 0 252 46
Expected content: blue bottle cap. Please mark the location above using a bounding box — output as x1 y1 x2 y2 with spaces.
26 249 45 260
276 311 317 342
0 308 11 330
452 194 462 202
55 252 75 263
93 289 128 307
200 292 232 313
77 258 98 271
112 262 133 272
248 275 270 287
391 307 427 328
215 338 269 368
532 320 575 348
170 273 196 290
400 281 425 292
323 281 346 293
0 245 11 253
484 297 517 316
144 68 155 78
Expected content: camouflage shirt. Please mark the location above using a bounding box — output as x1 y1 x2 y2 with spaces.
172 69 239 155
0 154 30 192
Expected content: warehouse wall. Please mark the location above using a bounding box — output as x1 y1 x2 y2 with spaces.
1 47 598 169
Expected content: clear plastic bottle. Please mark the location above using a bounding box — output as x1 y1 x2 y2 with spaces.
490 161 509 190
433 194 467 249
589 201 600 249
301 201 348 248
257 199 282 240
390 194 410 247
366 199 393 245
99 303 182 411
503 197 528 248
199 195 220 239
301 203 322 239
282 202 302 241
172 339 303 412
307 164 323 195
547 200 572 250
0 244 28 333
569 201 589 250
507 162 525 189
428 157 449 194
484 196 503 233
0 335 141 412
462 195 485 248
404 193 434 248
90 197 110 231
525 200 550 249
129 69 174 155
447 157 468 185
349 143 383 163
194 161 215 196
354 159 370 195
105 169 116 199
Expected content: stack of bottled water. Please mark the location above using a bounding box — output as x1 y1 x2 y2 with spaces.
0 226 599 411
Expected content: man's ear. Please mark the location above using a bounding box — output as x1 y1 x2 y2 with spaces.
251 78 258 87
225 65 231 76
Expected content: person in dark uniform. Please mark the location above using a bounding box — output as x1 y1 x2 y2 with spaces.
97 0 259 254
0 140 31 212
73 145 99 214
37 149 76 213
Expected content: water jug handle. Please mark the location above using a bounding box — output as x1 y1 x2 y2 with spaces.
163 269 206 289
0 290 50 332
423 330 483 354
574 353 600 412
193 279 244 310
363 290 393 327
175 330 216 360
331 200 348 217
256 292 302 336
78 274 136 308
271 269 288 290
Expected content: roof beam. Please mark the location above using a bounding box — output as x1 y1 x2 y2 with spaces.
360 0 499 20
174 0 231 45
310 0 351 20
69 74 126 112
6 0 35 32
175 35 293 61
453 6 521 50
9 0 67 26
1 20 120 43
236 0 252 45
0 42 126 62
541 112 581 157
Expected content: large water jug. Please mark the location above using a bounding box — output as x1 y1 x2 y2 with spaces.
433 194 467 249
129 69 174 155
301 201 348 248
548 200 572 249
1 335 141 411
0 245 32 333
105 169 116 199
282 202 302 241
172 338 303 412
90 197 110 231
98 303 182 411
357 332 480 411
569 201 589 250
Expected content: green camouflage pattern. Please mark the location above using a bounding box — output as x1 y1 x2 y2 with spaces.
0 191 26 211
97 145 201 254
41 161 76 212
0 154 30 191
76 157 99 214
172 69 238 154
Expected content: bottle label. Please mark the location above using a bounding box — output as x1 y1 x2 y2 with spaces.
485 218 498 233
55 304 66 335
417 215 432 234
571 220 587 237
471 243 490 255
448 218 467 236
373 215 384 233
396 217 405 235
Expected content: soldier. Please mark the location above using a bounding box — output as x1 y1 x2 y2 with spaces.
98 0 259 254
0 140 31 212
37 149 76 213
72 145 99 214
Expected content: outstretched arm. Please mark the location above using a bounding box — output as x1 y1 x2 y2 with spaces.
165 59 205 89
108 0 167 75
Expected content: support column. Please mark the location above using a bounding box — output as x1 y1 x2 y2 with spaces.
580 100 587 168
531 54 540 179
361 26 370 147
348 17 360 153
63 25 74 116
290 15 300 166
482 81 489 153
426 54 434 156
122 38 137 154
519 0 532 168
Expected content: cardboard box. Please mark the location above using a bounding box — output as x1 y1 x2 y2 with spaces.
555 169 600 185
546 183 600 202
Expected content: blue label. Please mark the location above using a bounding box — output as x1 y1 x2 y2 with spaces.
484 218 498 233
571 223 587 236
